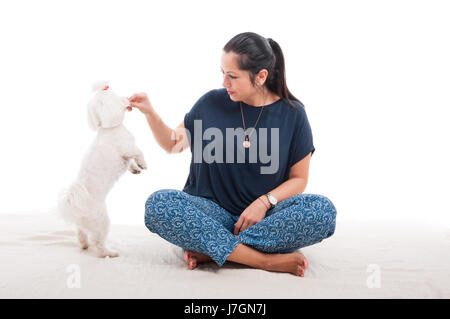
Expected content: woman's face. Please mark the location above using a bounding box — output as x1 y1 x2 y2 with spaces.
221 51 267 102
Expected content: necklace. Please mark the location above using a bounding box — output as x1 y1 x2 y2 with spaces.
240 101 264 148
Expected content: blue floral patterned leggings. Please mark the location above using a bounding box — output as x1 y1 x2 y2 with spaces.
144 189 337 267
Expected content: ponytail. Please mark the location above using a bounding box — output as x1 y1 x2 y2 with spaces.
266 38 304 108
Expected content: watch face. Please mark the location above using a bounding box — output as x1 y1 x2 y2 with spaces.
268 194 277 205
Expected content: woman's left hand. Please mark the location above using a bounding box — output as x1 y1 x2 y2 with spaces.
234 197 269 235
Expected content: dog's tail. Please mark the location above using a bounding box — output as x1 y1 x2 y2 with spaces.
56 181 92 224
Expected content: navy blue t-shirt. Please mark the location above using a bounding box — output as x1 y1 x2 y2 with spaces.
182 88 315 216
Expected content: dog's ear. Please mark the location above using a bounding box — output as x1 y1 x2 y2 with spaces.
87 98 101 131
87 81 125 130
96 94 125 128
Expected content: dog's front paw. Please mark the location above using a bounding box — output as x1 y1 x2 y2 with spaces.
130 167 142 174
137 159 147 170
128 160 142 174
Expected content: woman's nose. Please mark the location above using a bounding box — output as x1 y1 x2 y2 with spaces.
222 77 230 88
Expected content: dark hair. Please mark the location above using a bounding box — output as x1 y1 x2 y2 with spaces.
223 32 304 109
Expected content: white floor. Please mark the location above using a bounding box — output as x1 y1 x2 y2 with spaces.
0 213 449 298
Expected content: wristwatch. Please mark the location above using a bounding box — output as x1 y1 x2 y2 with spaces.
265 193 278 209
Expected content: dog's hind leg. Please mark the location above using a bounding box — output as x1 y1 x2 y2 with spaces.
77 228 89 249
89 207 119 258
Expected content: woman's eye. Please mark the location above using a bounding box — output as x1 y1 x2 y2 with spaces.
221 70 236 79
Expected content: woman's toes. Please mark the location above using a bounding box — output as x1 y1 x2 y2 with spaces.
188 258 197 270
297 253 308 269
301 258 308 269
298 266 305 277
184 250 191 263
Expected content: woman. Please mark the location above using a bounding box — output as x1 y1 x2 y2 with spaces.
128 32 337 277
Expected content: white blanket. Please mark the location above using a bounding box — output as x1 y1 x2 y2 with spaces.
1 213 449 298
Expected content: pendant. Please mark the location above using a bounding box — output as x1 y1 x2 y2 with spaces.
243 139 251 148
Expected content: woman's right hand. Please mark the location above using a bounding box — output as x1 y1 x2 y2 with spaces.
128 92 154 115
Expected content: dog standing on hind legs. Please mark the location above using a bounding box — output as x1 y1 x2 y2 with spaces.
57 81 147 258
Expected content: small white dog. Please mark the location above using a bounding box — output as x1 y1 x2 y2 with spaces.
57 81 147 257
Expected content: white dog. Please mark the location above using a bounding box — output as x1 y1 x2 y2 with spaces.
57 81 147 257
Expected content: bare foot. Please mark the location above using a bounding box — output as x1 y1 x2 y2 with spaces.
264 252 309 277
184 250 213 270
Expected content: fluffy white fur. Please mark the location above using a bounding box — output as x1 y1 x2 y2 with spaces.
57 81 147 257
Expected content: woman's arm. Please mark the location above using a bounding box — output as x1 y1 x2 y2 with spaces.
145 113 189 154
128 92 189 154
259 152 312 205
234 152 312 235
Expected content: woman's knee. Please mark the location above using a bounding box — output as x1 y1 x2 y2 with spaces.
297 193 337 238
144 188 186 232
314 194 337 238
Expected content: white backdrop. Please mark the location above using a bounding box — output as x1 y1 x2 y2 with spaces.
0 0 448 226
